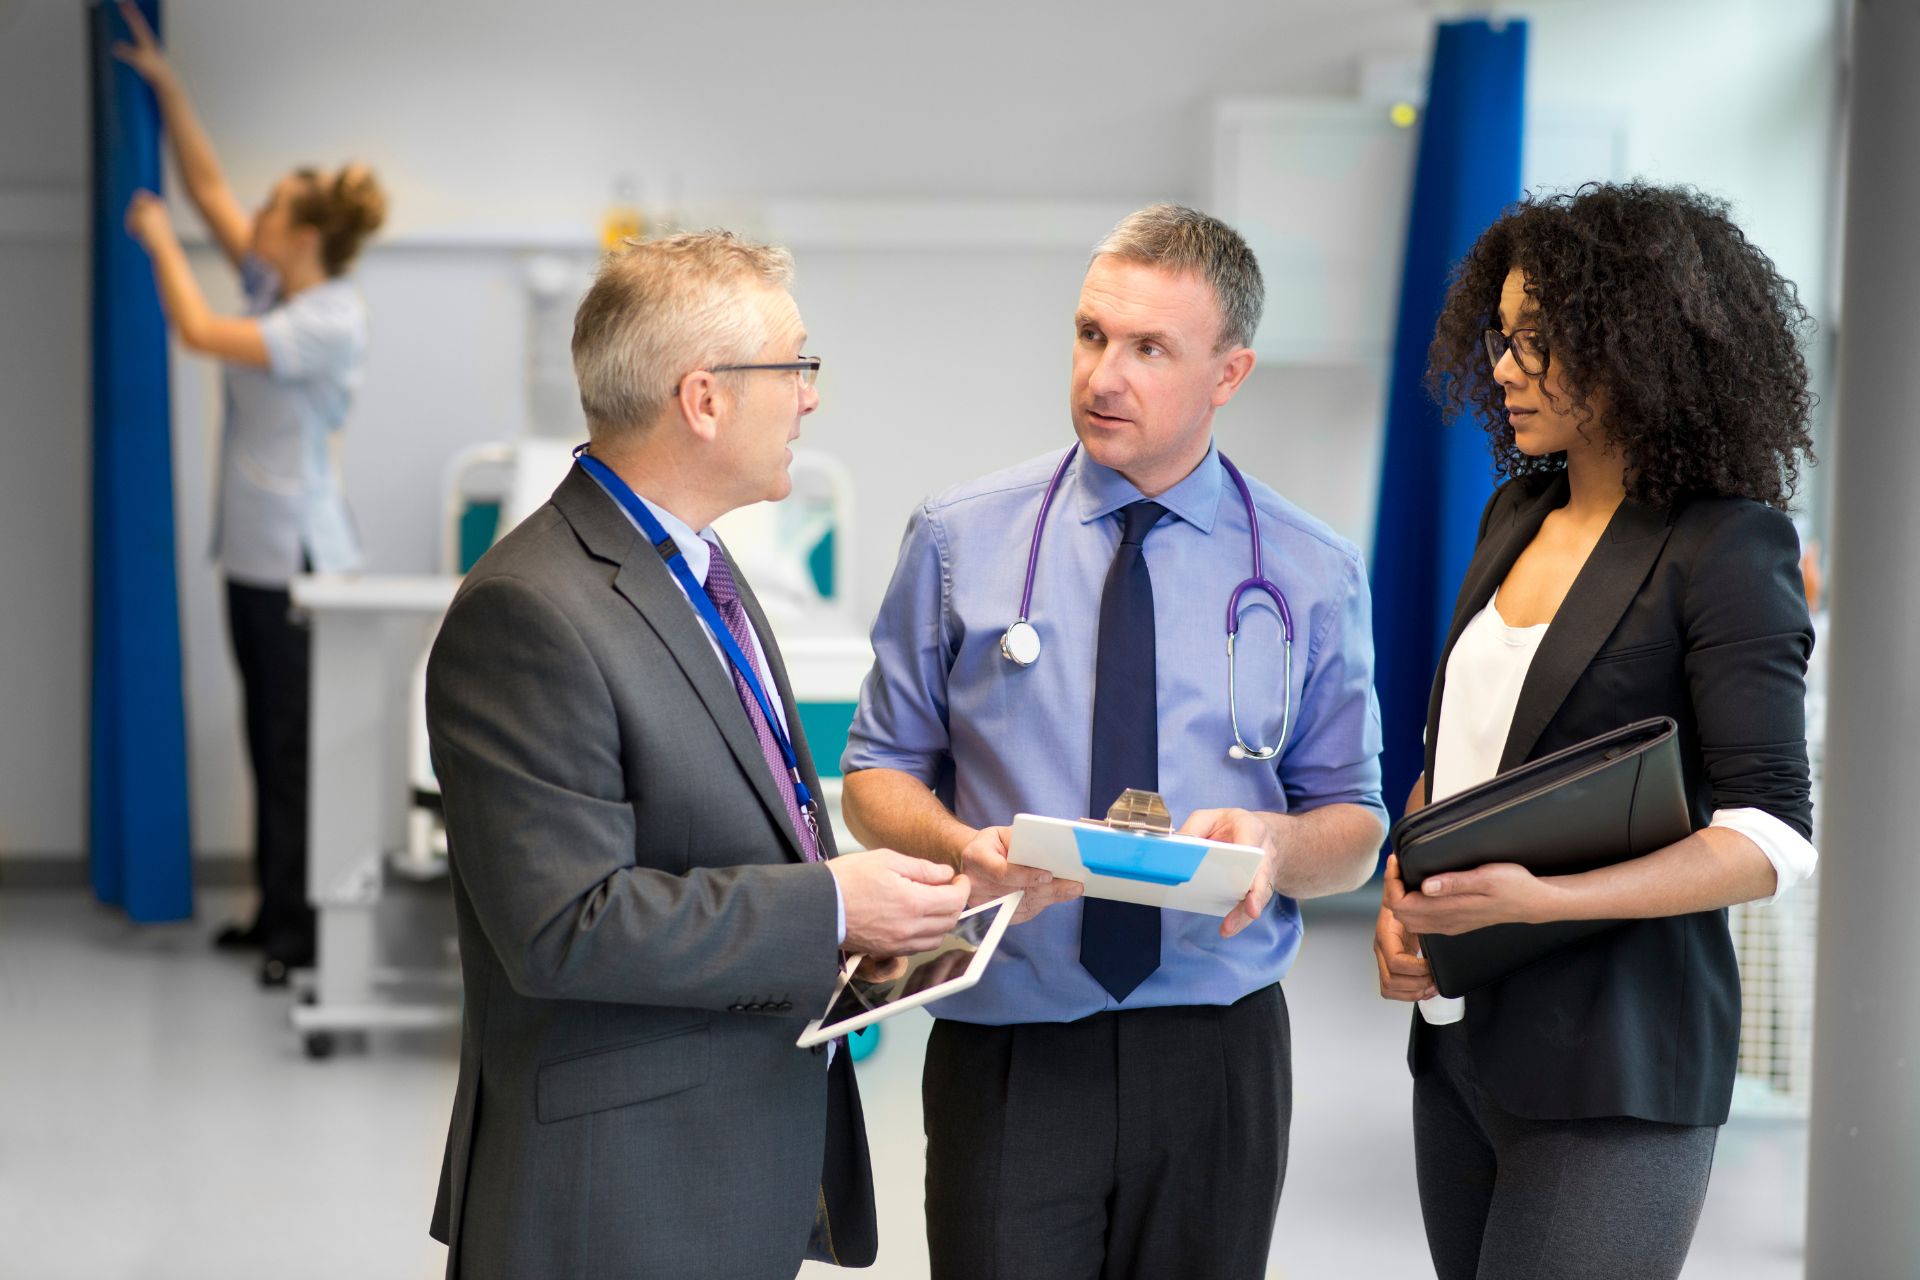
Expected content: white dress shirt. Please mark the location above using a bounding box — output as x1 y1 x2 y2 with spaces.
1417 592 1817 1025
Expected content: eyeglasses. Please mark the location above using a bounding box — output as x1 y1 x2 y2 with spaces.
710 356 822 388
1482 328 1548 377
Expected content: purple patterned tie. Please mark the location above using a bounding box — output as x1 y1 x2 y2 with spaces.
701 539 821 863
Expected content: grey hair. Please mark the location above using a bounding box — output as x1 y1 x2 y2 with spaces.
572 230 795 440
1092 203 1265 352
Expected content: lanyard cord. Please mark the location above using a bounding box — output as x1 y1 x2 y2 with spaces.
574 451 815 813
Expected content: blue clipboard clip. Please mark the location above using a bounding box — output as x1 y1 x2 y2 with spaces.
1070 789 1208 887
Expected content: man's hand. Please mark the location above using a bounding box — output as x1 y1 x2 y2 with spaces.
829 848 971 957
958 825 1081 924
1375 854 1436 1001
124 190 171 249
1388 861 1559 936
851 953 909 985
110 2 177 90
1179 807 1283 938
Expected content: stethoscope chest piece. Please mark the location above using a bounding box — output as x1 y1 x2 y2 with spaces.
1001 620 1042 667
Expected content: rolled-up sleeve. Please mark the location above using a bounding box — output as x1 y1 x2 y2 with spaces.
1279 547 1386 823
1683 503 1815 837
842 506 954 783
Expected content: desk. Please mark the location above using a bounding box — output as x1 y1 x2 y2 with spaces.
288 573 461 1058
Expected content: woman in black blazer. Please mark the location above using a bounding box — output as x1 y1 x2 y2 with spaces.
1374 184 1818 1280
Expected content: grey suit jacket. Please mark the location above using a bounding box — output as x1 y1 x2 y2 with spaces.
425 464 876 1278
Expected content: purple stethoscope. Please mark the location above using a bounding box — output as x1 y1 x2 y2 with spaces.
999 445 1295 762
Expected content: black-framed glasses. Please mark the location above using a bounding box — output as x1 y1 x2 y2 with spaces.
711 356 822 388
1482 328 1548 377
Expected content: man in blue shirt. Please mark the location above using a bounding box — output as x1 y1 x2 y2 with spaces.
842 204 1387 1279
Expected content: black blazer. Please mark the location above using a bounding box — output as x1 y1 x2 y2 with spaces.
1409 471 1813 1127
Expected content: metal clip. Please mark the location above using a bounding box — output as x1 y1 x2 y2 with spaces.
1102 788 1174 836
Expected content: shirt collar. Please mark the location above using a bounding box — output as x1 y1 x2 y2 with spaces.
586 471 714 584
1075 439 1225 534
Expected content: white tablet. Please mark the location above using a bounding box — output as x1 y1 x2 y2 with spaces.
795 892 1023 1049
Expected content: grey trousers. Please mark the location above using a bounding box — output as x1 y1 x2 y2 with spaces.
1413 1020 1719 1280
922 984 1291 1280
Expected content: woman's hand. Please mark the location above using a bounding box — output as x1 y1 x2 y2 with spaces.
124 190 172 249
110 2 176 90
1389 861 1561 936
1374 855 1436 1001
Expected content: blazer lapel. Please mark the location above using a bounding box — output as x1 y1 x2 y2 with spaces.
1497 498 1673 770
552 466 807 862
1423 476 1567 785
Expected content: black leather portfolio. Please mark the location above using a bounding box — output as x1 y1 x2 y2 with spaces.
1391 716 1692 998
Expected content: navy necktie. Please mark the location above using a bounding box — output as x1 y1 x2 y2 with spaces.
1080 500 1168 1001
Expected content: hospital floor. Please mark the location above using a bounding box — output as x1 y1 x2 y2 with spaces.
0 887 1807 1280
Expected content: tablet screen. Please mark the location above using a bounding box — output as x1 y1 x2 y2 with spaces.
817 906 999 1030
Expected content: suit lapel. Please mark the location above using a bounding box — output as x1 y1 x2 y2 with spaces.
553 466 807 863
1498 498 1673 770
1423 476 1567 784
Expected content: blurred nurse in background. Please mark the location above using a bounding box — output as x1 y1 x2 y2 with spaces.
114 2 387 987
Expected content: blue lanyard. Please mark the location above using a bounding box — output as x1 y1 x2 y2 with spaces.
574 450 817 818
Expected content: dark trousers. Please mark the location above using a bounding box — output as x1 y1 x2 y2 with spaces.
1413 1020 1719 1280
224 577 315 957
923 984 1290 1280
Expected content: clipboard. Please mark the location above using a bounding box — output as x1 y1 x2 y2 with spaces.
1007 789 1265 917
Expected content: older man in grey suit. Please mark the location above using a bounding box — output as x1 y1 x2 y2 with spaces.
425 231 970 1278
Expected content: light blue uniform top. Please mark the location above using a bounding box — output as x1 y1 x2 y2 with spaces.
843 443 1385 1025
213 256 368 587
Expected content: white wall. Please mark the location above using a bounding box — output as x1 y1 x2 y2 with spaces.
0 0 1841 870
1522 0 1843 531
0 0 89 858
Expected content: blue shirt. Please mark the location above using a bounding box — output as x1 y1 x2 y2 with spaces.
843 443 1384 1024
213 256 367 586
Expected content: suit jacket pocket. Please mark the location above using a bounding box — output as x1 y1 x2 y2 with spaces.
536 1025 710 1123
1588 638 1677 665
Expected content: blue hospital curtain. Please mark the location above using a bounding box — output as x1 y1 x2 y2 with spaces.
1370 18 1526 854
89 0 193 921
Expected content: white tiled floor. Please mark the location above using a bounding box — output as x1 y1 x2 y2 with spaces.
0 889 1805 1279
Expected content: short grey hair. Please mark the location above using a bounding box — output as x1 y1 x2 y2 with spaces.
572 230 795 439
1092 203 1265 352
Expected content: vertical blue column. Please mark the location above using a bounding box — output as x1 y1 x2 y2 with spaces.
1369 18 1526 846
89 0 193 922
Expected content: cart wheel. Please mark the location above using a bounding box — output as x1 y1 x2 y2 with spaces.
303 1032 336 1061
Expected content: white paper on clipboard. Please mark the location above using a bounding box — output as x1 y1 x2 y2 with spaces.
1006 813 1265 917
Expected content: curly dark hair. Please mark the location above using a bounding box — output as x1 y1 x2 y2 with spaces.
1425 182 1816 509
